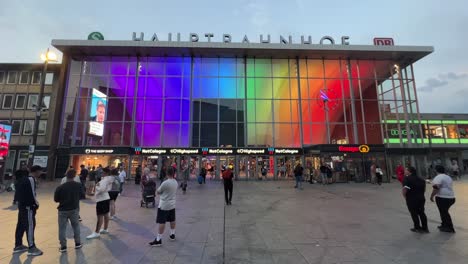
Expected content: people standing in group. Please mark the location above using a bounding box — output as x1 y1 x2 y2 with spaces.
13 165 43 256
402 166 429 233
135 165 142 185
319 163 328 185
375 166 384 186
86 166 97 196
79 165 88 199
222 165 234 205
294 162 304 190
108 168 121 220
118 167 126 195
149 167 178 247
396 162 405 184
87 168 113 239
430 165 456 233
54 169 83 253
181 160 189 194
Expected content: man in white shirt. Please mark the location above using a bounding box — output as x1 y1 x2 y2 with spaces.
118 168 126 194
149 167 178 247
430 165 456 233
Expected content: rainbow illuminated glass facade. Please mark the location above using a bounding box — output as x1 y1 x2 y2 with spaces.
60 56 408 148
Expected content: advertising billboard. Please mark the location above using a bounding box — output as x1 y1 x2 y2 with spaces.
0 123 12 160
89 88 107 137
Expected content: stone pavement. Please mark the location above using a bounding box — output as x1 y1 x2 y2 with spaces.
1 178 468 264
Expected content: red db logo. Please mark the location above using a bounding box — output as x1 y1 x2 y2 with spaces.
373 38 394 46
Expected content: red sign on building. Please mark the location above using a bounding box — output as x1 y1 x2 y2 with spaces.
373 38 394 46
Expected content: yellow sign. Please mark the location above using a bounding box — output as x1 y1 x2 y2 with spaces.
359 145 370 153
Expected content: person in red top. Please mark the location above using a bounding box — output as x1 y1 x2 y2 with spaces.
396 162 405 184
222 165 234 205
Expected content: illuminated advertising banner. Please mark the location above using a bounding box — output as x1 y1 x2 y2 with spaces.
89 88 107 137
0 124 12 160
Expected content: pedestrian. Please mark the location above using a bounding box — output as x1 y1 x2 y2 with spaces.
61 169 83 222
261 165 267 180
376 165 383 186
79 165 88 199
13 165 43 256
326 165 333 184
149 167 178 247
13 169 28 205
370 163 377 184
430 165 456 233
402 166 429 233
109 168 121 220
54 169 83 253
319 163 328 185
87 166 97 196
181 160 189 194
96 164 103 182
294 162 304 189
87 168 113 239
159 165 167 184
118 167 127 194
135 165 142 185
451 161 460 180
222 165 234 205
200 165 207 184
396 162 405 184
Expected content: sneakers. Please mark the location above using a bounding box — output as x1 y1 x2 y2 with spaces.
170 234 176 241
99 229 109 234
149 239 162 247
439 227 456 233
27 247 43 256
110 216 115 220
59 246 67 253
86 232 100 239
13 245 28 254
75 243 83 249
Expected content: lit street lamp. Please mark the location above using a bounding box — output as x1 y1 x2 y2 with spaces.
28 49 57 167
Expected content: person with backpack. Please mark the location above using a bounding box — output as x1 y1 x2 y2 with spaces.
294 162 304 190
222 165 234 205
108 168 121 220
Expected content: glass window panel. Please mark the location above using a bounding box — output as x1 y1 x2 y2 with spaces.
237 58 245 77
166 57 184 76
145 76 163 98
256 100 272 122
181 99 190 122
237 123 245 147
273 78 290 99
254 59 272 77
219 58 237 77
246 123 255 146
255 78 272 99
200 123 217 147
291 100 300 122
163 124 180 147
201 78 218 98
7 71 17 84
458 124 468 138
181 123 190 147
300 79 309 99
275 123 292 147
146 57 165 75
12 120 22 135
0 71 4 83
142 123 161 146
220 123 236 146
291 123 301 147
193 57 202 76
272 59 289 77
246 100 256 123
19 72 29 84
45 73 54 85
330 124 347 144
246 78 255 99
219 78 237 98
273 100 291 122
200 99 218 122
134 123 143 146
27 95 38 110
106 97 125 121
31 72 41 84
311 123 326 144
182 77 190 98
324 60 341 79
357 60 375 79
192 78 201 98
164 99 181 121
202 58 218 76
301 100 311 123
89 59 109 75
256 123 273 146
311 99 325 122
165 77 182 97
125 77 136 98
110 57 129 75
15 95 26 109
246 58 255 77
237 78 245 98
307 59 324 78
192 100 200 122
237 99 245 122
290 79 299 99
192 123 200 147
122 122 131 145
23 120 34 135
219 99 237 122
298 59 308 78
102 122 122 145
289 59 298 78
308 79 325 99
445 125 458 139
302 123 312 145
144 99 162 121
108 76 127 97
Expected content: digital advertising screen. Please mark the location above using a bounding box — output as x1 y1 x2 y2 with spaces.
89 88 107 137
0 123 12 160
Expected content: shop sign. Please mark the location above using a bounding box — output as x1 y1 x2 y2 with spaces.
373 38 394 46
137 148 167 155
390 129 416 138
236 148 266 155
338 145 370 153
203 148 235 155
85 149 114 154
169 148 200 155
274 148 303 155
70 147 130 155
33 156 48 167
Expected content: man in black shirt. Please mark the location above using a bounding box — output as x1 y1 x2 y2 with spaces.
54 169 83 252
13 165 43 256
79 165 88 199
402 166 429 233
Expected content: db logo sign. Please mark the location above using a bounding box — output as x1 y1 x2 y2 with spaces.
85 149 91 154
359 145 370 153
373 38 394 46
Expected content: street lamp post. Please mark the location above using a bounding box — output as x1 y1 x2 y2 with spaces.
320 89 331 144
28 49 57 167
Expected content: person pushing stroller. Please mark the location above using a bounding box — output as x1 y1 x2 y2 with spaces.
141 168 156 208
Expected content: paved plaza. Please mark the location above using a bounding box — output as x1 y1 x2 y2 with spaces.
1 178 468 264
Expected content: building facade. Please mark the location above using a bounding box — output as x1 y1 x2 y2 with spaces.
0 63 61 180
51 39 433 181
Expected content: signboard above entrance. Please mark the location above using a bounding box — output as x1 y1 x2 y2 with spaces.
133 147 304 156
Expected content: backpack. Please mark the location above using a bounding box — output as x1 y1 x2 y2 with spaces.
111 176 120 192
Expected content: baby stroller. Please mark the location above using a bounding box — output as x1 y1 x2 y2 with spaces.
140 178 156 208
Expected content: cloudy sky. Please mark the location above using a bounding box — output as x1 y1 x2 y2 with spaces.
1 0 467 113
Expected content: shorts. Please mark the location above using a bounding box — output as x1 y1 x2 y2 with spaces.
156 208 176 224
109 191 119 201
96 200 110 215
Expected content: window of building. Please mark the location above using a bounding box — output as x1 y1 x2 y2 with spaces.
7 71 18 84
445 125 458 139
5 150 16 177
458 124 468 138
23 120 34 135
15 95 26 109
2 94 13 109
19 71 29 84
31 72 41 84
0 71 5 84
27 94 38 109
38 120 47 135
45 73 54 85
42 95 51 109
11 120 22 135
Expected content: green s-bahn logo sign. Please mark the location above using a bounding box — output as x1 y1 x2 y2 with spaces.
88 32 104 40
